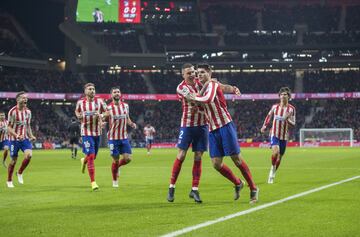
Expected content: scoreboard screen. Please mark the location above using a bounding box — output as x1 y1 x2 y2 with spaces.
76 0 141 23
119 0 141 23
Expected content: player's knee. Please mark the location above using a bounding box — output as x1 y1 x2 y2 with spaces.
124 155 132 163
177 150 187 161
194 152 202 161
212 162 222 170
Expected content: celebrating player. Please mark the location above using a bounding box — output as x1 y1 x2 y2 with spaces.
261 87 296 184
103 87 137 188
0 110 10 168
143 124 155 155
6 92 36 188
188 63 259 203
75 83 107 191
167 63 241 203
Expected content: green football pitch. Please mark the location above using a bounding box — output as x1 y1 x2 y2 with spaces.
0 148 359 237
76 0 118 22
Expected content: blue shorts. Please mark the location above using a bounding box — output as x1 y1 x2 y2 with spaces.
108 139 132 156
177 125 208 152
270 136 287 155
82 136 100 155
209 122 240 158
10 139 32 158
0 140 10 150
145 138 153 146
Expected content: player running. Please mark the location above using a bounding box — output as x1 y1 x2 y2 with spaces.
0 110 10 168
75 83 107 191
261 87 296 184
143 124 155 155
103 87 137 188
6 92 36 188
188 63 259 203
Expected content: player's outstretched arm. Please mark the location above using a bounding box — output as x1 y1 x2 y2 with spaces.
218 82 241 95
261 107 274 133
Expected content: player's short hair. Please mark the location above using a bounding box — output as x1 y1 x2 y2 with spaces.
181 63 194 72
279 87 291 98
0 110 5 114
197 63 212 72
16 91 26 100
84 83 95 90
110 86 121 93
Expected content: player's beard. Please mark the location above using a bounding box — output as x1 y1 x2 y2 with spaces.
113 96 120 102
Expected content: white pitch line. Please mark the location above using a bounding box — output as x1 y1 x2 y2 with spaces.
160 175 360 237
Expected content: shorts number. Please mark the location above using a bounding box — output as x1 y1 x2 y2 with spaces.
84 141 90 148
11 145 14 152
179 131 184 140
109 144 114 151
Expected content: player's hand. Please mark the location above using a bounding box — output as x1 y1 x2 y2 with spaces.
284 112 291 120
190 106 199 114
185 93 196 100
260 126 267 133
130 123 137 129
30 135 36 141
16 134 24 141
233 86 241 96
76 113 83 120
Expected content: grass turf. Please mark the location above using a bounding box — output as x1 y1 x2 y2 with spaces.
0 147 359 236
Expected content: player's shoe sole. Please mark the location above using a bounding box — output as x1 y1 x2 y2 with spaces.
91 181 99 191
112 180 119 188
250 188 259 204
16 172 24 184
189 190 202 203
167 187 175 202
6 181 14 188
234 182 244 200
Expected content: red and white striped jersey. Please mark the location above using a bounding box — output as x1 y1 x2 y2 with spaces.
263 103 296 140
107 102 130 140
194 81 232 131
75 97 107 136
143 126 155 139
0 119 9 141
7 105 32 141
177 79 207 127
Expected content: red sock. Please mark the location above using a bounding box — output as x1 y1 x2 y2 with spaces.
112 162 119 181
271 154 277 166
192 160 202 188
118 158 129 167
170 158 183 185
8 163 15 181
87 154 95 182
18 158 31 174
218 164 241 185
236 160 256 190
3 149 8 161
